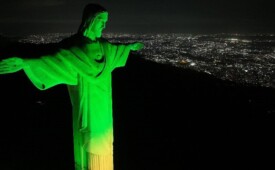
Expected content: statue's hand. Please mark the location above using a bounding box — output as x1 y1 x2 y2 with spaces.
0 57 25 74
129 42 144 51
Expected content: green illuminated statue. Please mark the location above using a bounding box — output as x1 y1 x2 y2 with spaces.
0 3 144 170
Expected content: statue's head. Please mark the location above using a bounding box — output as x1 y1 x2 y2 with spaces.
78 3 108 40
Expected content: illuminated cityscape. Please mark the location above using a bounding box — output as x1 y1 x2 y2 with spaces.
13 33 275 88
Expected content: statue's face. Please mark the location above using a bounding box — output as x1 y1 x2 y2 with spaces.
90 12 108 38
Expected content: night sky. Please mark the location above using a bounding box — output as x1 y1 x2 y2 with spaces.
0 0 274 36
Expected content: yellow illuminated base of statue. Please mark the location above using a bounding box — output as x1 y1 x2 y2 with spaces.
75 154 113 170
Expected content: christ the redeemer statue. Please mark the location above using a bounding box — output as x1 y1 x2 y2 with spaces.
0 3 144 170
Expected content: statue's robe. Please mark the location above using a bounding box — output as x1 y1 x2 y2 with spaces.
23 34 131 168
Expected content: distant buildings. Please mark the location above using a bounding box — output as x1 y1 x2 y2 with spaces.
15 32 275 88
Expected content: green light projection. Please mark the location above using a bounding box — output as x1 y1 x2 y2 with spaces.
0 3 144 170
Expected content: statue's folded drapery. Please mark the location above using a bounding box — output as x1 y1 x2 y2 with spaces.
23 35 131 156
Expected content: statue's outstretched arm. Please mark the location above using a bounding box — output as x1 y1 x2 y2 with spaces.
0 57 28 74
128 42 144 51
